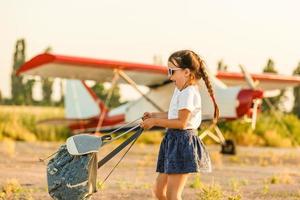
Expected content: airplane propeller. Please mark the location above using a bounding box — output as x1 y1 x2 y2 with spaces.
238 65 291 134
238 64 262 130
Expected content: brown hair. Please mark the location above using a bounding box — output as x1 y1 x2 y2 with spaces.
168 50 220 125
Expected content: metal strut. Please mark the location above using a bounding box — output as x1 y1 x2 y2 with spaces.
94 70 120 134
117 69 164 112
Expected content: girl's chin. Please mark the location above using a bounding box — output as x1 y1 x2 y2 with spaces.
174 83 182 90
173 81 184 89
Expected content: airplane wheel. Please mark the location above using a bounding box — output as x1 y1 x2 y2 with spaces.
221 139 236 155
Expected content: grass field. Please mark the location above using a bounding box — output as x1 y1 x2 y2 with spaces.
1 105 300 199
0 142 300 200
0 105 69 141
1 105 300 147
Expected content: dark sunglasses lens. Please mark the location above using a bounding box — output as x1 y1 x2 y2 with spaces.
168 68 173 76
171 69 173 76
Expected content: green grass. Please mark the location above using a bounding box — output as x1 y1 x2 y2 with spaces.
1 105 300 146
218 112 300 147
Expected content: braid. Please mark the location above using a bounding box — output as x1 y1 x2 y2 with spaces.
190 51 220 125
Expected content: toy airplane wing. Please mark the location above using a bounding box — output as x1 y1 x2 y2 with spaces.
216 71 300 91
17 53 168 86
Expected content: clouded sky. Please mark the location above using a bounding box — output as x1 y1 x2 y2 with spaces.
1 0 300 99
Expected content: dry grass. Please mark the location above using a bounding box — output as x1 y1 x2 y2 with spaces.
227 194 242 200
0 179 33 200
262 183 270 195
210 151 223 169
266 173 295 185
2 105 300 148
189 175 203 189
137 131 163 144
0 105 69 141
1 141 299 200
227 151 297 167
264 131 292 147
1 138 16 157
196 181 244 200
229 178 241 193
197 183 223 200
233 131 265 146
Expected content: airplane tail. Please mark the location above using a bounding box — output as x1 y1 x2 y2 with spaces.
65 80 107 119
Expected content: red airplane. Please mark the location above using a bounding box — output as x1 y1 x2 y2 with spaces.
17 53 300 154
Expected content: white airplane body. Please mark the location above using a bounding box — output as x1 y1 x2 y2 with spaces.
17 53 300 153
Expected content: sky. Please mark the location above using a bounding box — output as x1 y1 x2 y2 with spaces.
1 0 300 101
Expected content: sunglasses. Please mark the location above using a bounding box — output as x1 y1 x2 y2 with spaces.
167 67 182 77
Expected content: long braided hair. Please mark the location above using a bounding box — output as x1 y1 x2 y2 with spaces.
168 50 220 125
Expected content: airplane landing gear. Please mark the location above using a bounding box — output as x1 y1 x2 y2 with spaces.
221 139 236 155
199 126 236 155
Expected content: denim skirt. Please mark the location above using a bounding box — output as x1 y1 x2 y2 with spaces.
156 129 212 174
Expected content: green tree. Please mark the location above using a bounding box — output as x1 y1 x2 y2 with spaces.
44 46 52 53
23 79 35 105
108 86 121 108
91 83 121 109
42 78 54 106
91 83 106 99
217 59 228 71
262 58 285 111
11 39 34 105
0 90 2 104
263 59 277 73
292 62 300 117
57 79 64 107
41 46 53 106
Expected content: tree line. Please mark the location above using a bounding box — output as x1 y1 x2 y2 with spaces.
0 39 121 108
0 39 299 117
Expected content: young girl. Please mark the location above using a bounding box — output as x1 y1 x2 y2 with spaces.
140 50 219 200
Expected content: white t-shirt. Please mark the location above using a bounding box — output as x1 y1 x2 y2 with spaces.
168 85 202 129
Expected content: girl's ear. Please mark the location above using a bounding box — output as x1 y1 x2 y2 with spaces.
184 68 191 77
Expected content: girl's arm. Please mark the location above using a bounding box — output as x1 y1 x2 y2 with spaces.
141 109 191 129
150 112 168 119
142 112 168 120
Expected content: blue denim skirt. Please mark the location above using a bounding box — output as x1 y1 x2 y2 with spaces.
156 128 211 174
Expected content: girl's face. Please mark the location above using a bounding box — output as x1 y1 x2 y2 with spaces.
168 61 191 90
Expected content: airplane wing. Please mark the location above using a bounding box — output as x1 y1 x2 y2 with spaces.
17 53 168 86
216 71 300 90
37 118 91 126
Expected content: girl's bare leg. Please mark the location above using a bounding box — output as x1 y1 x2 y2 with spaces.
166 173 189 200
153 173 168 200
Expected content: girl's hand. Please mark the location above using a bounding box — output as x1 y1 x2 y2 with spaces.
142 112 152 120
140 118 156 130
